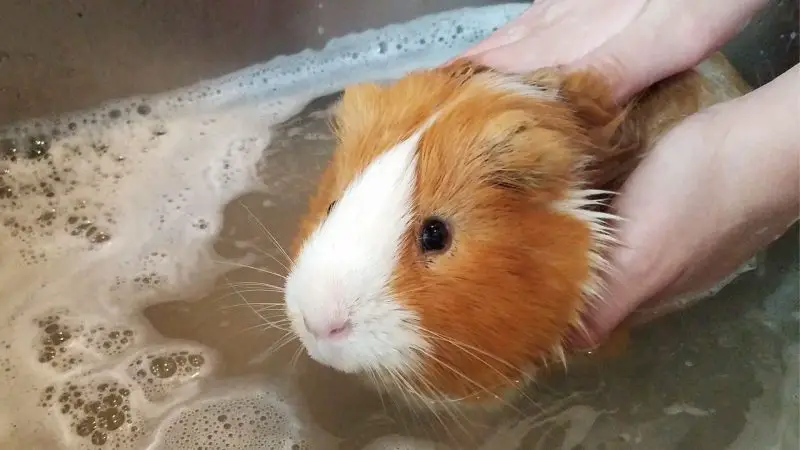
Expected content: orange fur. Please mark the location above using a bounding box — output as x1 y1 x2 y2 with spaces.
291 55 750 405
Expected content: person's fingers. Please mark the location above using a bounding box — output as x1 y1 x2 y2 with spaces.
458 0 641 70
566 216 667 350
573 248 659 348
458 5 541 59
566 11 669 103
464 39 564 73
568 142 697 348
569 0 767 103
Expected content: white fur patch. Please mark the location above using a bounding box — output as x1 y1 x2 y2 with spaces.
284 127 430 375
478 72 560 101
553 186 620 348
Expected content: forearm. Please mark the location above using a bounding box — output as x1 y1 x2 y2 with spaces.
712 63 800 221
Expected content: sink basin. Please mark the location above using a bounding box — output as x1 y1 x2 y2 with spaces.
0 1 797 449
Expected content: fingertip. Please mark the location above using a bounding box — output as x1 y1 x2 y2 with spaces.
564 324 600 352
458 5 538 58
567 263 653 352
456 32 520 61
458 43 541 74
566 303 630 353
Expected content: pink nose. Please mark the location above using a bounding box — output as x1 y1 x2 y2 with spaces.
302 315 352 339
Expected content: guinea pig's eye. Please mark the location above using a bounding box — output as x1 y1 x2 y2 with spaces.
326 201 337 215
419 217 451 253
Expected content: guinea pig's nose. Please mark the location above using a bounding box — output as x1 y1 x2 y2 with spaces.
302 314 352 340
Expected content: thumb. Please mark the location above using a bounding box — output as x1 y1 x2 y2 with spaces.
566 2 729 104
568 244 651 349
569 191 676 348
457 5 542 59
566 30 661 105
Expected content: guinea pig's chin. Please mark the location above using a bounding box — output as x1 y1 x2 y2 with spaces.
290 315 427 376
298 335 363 374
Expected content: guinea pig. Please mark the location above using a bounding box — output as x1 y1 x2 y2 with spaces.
283 53 750 408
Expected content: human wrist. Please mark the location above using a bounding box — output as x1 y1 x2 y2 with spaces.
710 63 800 221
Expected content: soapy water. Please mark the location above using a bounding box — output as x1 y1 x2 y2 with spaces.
0 2 793 449
0 4 534 449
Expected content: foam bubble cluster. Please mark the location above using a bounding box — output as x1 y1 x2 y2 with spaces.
0 4 529 449
125 343 213 403
150 387 321 450
39 373 144 449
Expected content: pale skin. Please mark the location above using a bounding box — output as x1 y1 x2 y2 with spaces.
460 0 800 348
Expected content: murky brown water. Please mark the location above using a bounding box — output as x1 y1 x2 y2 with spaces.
146 95 800 449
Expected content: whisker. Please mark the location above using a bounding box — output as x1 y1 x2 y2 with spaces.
289 346 304 370
420 327 519 375
251 306 287 314
410 382 456 440
386 367 434 437
226 280 287 289
244 243 291 272
229 319 292 336
418 327 538 411
207 290 284 311
365 368 391 427
245 332 299 366
414 344 523 416
399 361 472 441
222 300 285 308
225 276 292 333
261 331 299 359
220 305 286 319
218 288 284 298
238 201 294 266
222 284 285 293
202 282 283 300
214 259 288 280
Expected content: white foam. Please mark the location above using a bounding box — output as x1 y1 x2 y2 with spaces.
0 4 528 449
147 382 337 450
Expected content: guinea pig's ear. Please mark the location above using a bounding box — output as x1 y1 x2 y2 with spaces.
524 67 643 189
464 66 641 199
471 107 577 200
525 67 636 150
330 82 385 142
447 61 638 154
332 62 479 147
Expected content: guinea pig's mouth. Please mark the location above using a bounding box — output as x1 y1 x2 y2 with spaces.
286 305 431 377
290 320 361 374
286 316 521 406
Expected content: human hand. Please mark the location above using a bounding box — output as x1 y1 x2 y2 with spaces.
459 0 789 349
460 0 769 103
572 64 800 348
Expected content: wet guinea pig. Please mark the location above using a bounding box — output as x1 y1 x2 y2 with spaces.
283 54 750 407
